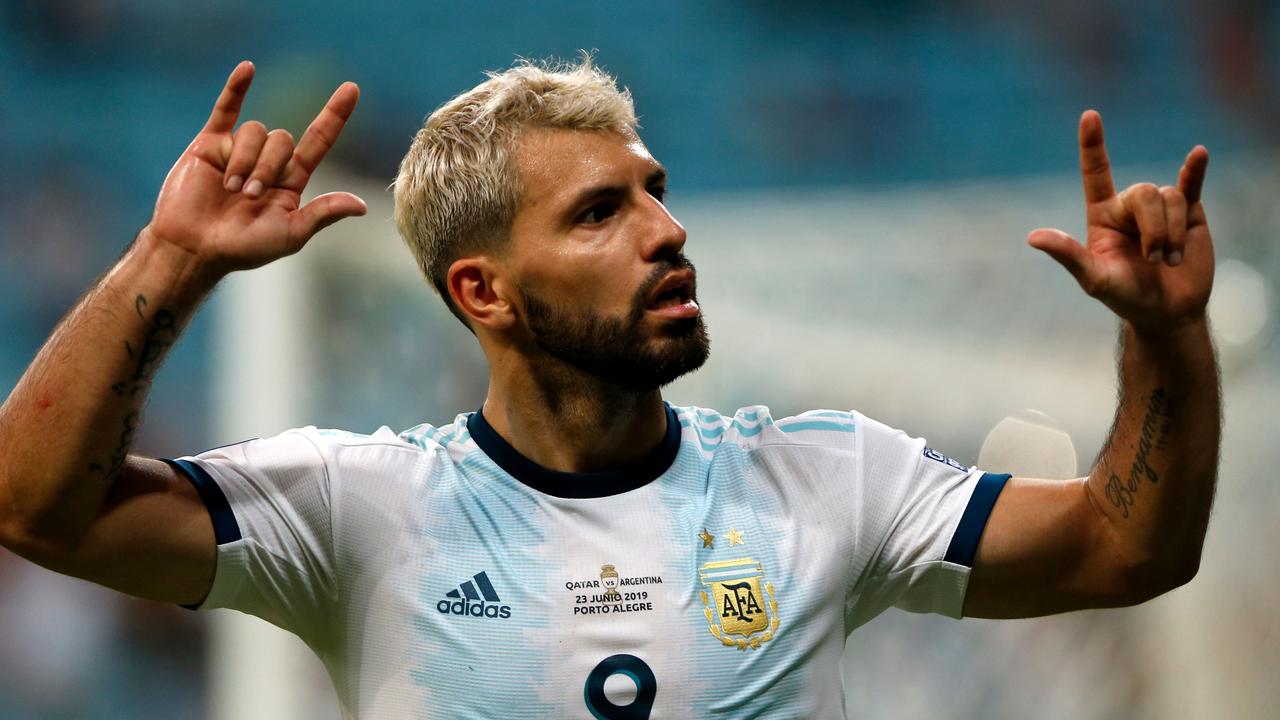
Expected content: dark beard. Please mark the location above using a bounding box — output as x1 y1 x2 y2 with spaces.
522 258 710 393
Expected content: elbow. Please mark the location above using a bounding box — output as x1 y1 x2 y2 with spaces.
0 474 72 561
1114 550 1201 604
0 472 17 550
0 499 79 573
1164 554 1202 591
0 493 35 556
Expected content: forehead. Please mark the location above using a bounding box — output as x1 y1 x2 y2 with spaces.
514 127 659 208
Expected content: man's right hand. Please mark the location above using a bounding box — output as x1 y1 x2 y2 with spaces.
0 61 366 605
144 61 367 279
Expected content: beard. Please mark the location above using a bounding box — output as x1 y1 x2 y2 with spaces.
521 257 711 393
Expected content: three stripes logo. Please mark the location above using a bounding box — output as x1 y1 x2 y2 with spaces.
436 571 512 619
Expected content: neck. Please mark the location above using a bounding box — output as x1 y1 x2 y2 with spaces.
481 353 668 474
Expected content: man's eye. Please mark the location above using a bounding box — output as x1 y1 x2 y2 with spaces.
579 203 617 225
650 186 667 203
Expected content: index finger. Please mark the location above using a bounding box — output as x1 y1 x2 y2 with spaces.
204 61 255 134
1177 145 1209 205
1078 109 1116 204
279 82 360 192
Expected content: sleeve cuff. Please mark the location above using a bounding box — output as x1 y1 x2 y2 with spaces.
164 458 242 546
164 458 244 611
943 472 1010 567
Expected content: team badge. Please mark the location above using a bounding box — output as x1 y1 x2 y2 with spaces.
698 557 779 651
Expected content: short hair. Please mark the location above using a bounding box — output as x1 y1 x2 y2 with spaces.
393 54 638 325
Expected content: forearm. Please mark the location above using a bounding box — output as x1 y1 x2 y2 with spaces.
0 229 218 545
1086 316 1221 585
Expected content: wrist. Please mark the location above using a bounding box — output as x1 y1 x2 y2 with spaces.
1125 313 1210 347
134 226 226 296
1122 317 1217 381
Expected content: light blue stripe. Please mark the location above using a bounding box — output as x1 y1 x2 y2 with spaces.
701 569 763 582
776 420 856 434
697 424 727 438
703 560 758 571
700 562 762 580
803 411 854 419
680 418 722 452
730 416 773 437
701 561 760 574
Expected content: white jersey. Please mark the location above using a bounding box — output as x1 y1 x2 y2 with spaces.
170 404 1008 719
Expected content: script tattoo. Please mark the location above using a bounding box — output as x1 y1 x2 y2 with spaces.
88 410 140 481
111 294 177 397
92 295 176 479
1104 387 1171 518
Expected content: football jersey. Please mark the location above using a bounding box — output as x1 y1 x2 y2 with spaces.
168 404 1008 719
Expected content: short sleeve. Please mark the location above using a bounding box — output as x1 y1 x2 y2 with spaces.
166 427 336 643
846 414 1009 627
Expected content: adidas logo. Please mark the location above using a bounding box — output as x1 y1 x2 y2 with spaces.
436 571 512 619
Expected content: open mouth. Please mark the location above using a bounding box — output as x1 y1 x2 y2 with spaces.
645 270 700 318
647 270 695 308
650 283 692 309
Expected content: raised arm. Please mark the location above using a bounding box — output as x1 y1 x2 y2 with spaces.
963 111 1220 618
0 62 365 605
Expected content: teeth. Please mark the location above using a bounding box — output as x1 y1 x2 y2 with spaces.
650 282 692 309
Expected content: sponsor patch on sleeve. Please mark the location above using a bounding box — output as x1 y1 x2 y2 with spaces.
923 446 970 473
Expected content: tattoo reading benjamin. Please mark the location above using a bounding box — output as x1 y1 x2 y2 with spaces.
1104 387 1172 518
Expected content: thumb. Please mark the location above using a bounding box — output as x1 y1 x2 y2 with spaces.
291 192 368 242
1027 228 1094 290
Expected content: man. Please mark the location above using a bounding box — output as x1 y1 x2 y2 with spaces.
0 57 1219 718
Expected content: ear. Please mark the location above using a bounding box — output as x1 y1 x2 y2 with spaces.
447 257 517 330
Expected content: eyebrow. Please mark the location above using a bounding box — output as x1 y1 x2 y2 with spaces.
564 166 668 216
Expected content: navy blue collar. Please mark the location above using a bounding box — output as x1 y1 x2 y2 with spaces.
466 403 681 498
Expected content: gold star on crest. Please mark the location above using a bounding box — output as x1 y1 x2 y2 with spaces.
725 528 744 546
699 528 715 548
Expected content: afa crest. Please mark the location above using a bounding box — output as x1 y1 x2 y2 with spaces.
698 558 779 651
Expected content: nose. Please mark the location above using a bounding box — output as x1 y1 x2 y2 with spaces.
640 194 687 261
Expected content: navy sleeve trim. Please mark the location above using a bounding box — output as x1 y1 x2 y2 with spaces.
164 458 242 546
943 472 1011 567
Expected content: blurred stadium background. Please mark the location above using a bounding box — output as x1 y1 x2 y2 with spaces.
1 1 1277 718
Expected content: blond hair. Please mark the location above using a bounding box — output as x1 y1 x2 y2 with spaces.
393 55 638 324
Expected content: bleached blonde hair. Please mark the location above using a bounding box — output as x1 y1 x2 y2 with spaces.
393 55 638 324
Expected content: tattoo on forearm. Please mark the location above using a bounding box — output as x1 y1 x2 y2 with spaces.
1104 387 1173 518
90 294 176 479
88 410 140 481
110 294 177 397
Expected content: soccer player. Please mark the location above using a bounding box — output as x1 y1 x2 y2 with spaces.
0 58 1219 718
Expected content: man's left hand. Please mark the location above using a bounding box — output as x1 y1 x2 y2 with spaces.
1028 110 1213 335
